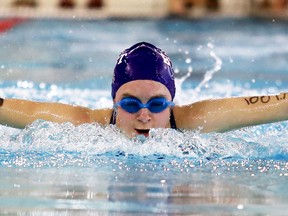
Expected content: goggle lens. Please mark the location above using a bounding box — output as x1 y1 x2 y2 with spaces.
114 97 174 113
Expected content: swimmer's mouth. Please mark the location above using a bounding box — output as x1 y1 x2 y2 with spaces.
135 129 150 137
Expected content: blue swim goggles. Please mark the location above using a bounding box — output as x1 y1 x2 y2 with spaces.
114 97 175 113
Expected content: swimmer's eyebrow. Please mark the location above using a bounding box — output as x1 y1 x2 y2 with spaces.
121 93 167 100
121 93 136 98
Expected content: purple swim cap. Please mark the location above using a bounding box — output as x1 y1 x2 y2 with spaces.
111 42 176 99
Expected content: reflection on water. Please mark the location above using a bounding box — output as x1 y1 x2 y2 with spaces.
1 159 288 215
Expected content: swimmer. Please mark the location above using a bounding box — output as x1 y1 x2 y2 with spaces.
0 42 287 138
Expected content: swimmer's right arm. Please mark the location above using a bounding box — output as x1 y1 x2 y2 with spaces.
174 92 288 133
0 97 112 128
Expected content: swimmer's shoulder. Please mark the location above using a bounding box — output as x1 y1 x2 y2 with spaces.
88 108 113 125
172 102 205 130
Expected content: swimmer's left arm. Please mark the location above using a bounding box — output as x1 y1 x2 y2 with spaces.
174 92 288 133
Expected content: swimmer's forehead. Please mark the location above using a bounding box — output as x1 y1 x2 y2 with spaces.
121 93 168 99
115 80 172 101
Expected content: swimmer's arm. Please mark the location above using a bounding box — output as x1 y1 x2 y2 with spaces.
174 92 288 133
0 97 112 129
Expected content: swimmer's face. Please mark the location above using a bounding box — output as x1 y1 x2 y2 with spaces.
114 80 173 138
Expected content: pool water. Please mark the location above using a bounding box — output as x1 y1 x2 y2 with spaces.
0 17 288 215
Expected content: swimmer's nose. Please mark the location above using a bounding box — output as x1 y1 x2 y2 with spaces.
137 108 151 123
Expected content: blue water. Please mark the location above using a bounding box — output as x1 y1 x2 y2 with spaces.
0 17 288 215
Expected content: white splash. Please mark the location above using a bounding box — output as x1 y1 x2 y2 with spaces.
195 51 222 92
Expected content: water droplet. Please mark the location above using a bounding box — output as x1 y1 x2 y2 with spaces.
237 204 244 210
185 58 191 64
